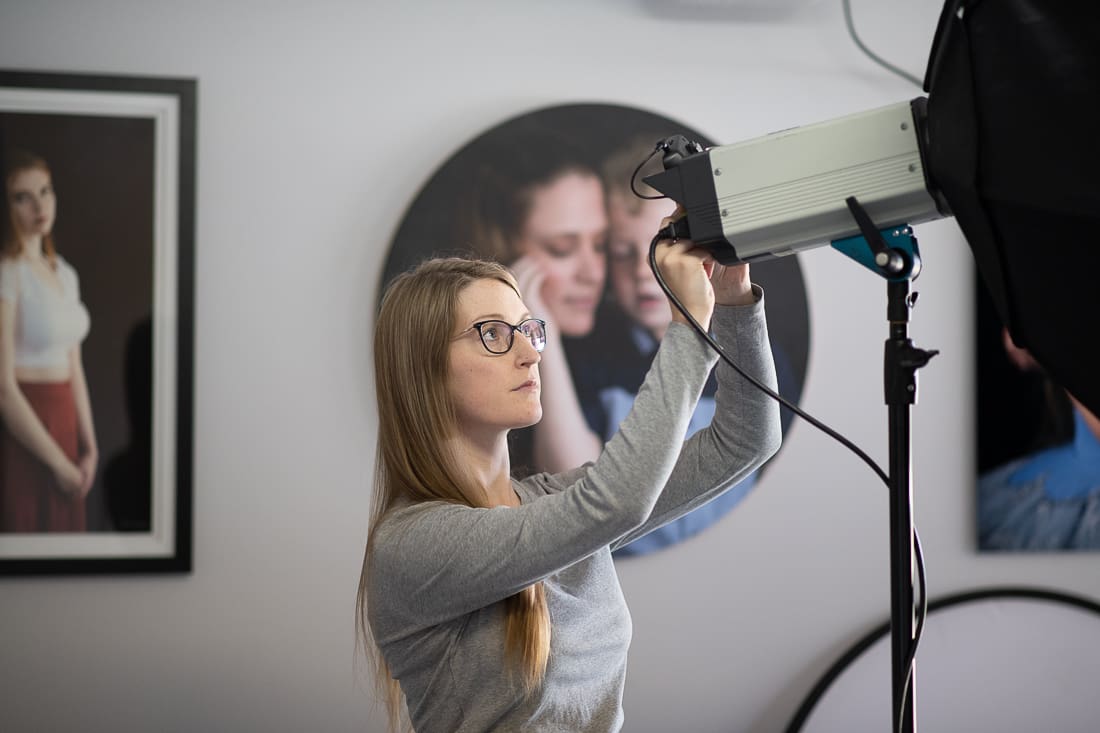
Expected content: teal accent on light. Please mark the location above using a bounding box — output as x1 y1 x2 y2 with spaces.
831 226 921 281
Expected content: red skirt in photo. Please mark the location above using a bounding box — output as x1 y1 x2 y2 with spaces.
0 381 85 533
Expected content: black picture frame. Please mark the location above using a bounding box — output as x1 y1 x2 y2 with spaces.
0 69 195 574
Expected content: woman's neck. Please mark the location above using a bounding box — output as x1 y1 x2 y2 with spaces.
448 431 518 508
19 235 46 261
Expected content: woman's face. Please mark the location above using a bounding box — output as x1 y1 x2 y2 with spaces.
6 167 56 242
513 171 608 337
448 278 543 438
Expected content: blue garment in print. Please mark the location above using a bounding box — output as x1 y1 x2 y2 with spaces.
979 408 1100 550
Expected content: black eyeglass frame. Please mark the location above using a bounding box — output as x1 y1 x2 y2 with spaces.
457 318 547 355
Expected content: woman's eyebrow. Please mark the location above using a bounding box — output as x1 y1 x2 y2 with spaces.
469 311 532 324
470 312 508 323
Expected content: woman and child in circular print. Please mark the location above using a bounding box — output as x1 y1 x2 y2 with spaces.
382 104 809 555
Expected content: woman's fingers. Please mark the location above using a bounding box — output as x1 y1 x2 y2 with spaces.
656 238 713 268
509 256 549 317
653 238 715 328
658 204 687 234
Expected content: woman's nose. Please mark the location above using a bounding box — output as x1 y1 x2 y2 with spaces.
576 242 605 282
514 333 541 365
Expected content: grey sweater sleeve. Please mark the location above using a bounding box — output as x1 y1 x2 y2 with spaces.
369 292 780 634
611 290 781 549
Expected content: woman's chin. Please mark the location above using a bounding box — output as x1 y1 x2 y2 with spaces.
515 407 543 429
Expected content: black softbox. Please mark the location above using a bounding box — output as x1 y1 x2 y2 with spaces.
923 0 1100 415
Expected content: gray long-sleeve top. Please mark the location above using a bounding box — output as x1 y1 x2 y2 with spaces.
367 291 782 732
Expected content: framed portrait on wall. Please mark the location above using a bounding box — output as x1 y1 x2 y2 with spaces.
0 69 195 574
975 269 1100 552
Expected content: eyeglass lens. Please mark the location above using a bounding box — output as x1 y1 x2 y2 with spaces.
479 320 546 354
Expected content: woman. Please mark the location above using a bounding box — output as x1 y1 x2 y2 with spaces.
459 127 611 473
356 232 781 732
460 126 608 340
0 149 97 532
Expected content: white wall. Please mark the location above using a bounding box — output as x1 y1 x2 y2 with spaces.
2 2 1096 731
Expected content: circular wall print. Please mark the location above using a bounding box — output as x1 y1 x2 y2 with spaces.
381 103 809 555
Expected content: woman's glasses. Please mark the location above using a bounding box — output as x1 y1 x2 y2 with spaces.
457 318 547 354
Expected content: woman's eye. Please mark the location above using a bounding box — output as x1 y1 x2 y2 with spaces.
609 242 635 262
538 238 577 259
482 325 502 341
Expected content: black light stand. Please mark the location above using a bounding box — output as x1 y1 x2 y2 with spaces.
834 197 938 733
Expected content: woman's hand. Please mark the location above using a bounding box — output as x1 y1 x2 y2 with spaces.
510 256 553 336
712 261 754 306
655 209 755 310
52 459 84 497
653 218 717 330
510 256 603 471
77 448 98 496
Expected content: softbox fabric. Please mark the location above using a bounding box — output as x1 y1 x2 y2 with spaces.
924 0 1100 415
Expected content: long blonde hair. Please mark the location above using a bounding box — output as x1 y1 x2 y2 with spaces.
2 149 59 267
356 257 551 731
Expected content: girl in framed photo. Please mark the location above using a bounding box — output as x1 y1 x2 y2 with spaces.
0 149 97 533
